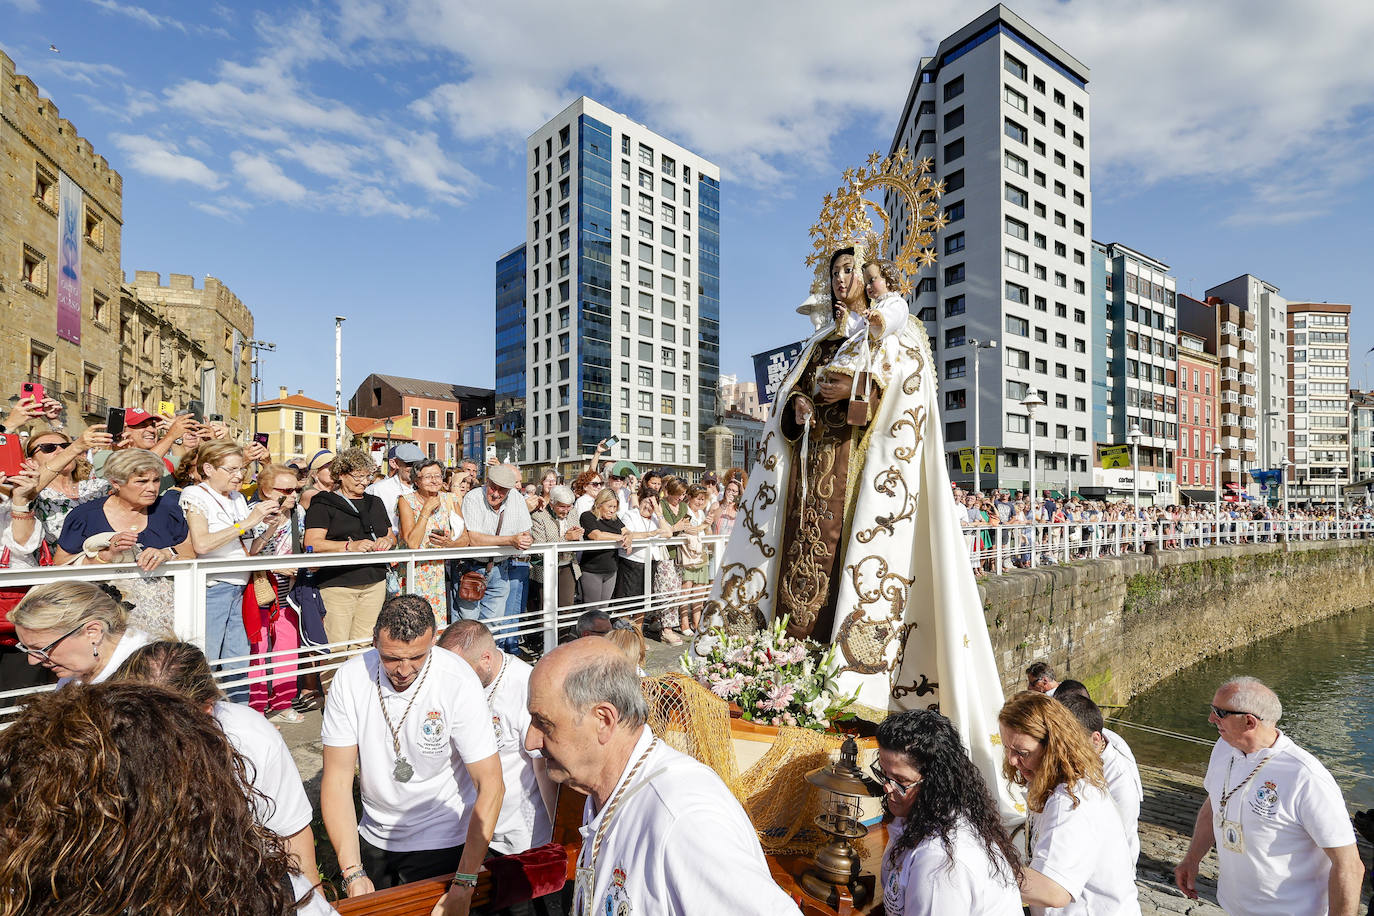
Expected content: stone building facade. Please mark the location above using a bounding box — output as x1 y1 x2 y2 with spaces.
126 271 254 436
1 50 124 429
0 51 252 436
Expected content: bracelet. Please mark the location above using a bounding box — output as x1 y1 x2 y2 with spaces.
345 538 353 552
449 872 479 888
341 870 368 889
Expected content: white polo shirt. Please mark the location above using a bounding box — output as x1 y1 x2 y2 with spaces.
321 647 498 852
574 726 802 916
1100 734 1143 865
880 815 1022 915
213 700 313 839
1203 733 1356 916
477 650 552 856
1027 780 1141 916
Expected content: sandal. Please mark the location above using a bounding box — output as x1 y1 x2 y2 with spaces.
660 630 684 646
291 691 322 713
272 708 307 724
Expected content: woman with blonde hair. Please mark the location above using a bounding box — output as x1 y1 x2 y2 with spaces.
27 423 113 547
579 488 626 604
606 622 646 676
181 439 285 704
997 691 1140 915
10 580 154 686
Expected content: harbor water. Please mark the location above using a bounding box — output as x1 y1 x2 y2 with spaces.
1117 604 1374 811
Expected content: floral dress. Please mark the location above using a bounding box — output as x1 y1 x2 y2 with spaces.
35 477 109 546
400 492 463 627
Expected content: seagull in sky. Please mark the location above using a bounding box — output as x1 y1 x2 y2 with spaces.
48 44 60 53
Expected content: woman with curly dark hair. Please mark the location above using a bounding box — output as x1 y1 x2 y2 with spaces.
875 708 1022 915
0 682 335 915
998 691 1140 915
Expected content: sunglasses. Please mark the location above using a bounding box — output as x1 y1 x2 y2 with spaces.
31 442 64 454
1210 705 1253 719
15 620 87 663
869 762 922 794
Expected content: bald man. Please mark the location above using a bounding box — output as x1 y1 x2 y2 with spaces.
439 620 555 859
1175 676 1362 916
526 639 802 915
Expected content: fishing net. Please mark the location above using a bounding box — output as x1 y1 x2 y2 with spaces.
642 672 849 855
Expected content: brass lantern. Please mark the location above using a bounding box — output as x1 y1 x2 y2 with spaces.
800 735 878 907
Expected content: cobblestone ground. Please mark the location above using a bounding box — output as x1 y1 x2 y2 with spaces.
281 642 1371 913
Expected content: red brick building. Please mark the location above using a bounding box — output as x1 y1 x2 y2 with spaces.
1176 329 1219 493
348 374 493 466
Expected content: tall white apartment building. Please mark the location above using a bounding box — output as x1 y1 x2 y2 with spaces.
1206 274 1288 471
510 98 720 476
887 5 1092 495
1286 302 1351 504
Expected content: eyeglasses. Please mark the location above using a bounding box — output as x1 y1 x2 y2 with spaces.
589 481 604 489
869 762 922 794
15 620 88 663
1210 705 1253 719
215 465 247 477
31 442 63 454
345 471 372 481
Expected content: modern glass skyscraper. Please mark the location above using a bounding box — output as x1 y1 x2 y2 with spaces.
510 97 720 475
495 243 528 454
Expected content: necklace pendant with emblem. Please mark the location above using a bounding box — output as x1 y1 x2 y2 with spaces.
393 755 415 783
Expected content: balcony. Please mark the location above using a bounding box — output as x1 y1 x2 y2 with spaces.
81 392 108 417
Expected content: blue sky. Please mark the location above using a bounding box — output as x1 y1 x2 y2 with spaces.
8 0 1374 403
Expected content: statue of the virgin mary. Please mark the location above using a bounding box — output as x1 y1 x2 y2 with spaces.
704 151 1022 822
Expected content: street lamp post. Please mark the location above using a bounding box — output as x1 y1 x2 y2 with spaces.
1212 444 1224 545
970 338 997 497
1280 457 1292 542
383 416 394 463
1335 466 1345 535
1127 423 1142 550
1020 391 1044 568
246 339 276 438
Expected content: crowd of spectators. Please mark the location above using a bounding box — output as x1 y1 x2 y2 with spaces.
953 486 1374 574
0 402 742 705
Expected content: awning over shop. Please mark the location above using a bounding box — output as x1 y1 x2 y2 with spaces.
1179 488 1218 504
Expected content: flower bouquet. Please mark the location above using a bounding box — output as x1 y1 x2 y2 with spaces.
680 614 859 731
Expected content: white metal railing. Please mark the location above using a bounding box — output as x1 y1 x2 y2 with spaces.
959 516 1374 573
0 534 726 720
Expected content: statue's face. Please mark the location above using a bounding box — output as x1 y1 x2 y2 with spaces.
830 253 862 307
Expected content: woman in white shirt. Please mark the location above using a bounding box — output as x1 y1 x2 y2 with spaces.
180 441 283 704
999 691 1141 916
877 708 1023 916
613 487 672 627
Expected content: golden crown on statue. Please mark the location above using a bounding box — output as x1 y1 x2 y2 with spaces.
806 149 948 296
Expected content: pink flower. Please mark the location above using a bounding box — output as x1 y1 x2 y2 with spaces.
759 683 796 711
711 676 744 698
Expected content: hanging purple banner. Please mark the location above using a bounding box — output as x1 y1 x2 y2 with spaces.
56 171 82 344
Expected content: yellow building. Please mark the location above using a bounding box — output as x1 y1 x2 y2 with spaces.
252 388 342 464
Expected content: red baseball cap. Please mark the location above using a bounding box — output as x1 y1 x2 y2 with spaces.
124 408 157 427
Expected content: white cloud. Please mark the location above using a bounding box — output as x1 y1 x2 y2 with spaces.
111 133 224 188
87 0 187 32
231 151 308 202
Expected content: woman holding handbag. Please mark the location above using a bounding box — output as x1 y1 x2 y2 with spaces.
180 441 282 704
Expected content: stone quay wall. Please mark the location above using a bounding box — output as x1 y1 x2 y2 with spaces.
979 539 1374 704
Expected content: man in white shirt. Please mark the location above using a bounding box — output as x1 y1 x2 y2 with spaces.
1175 676 1363 915
366 443 423 532
456 464 534 652
441 620 559 916
526 638 803 916
321 595 504 916
1058 693 1143 865
440 620 555 855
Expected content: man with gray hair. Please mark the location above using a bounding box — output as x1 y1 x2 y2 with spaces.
525 639 802 915
455 464 534 653
529 484 582 618
321 595 504 915
1174 676 1363 915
